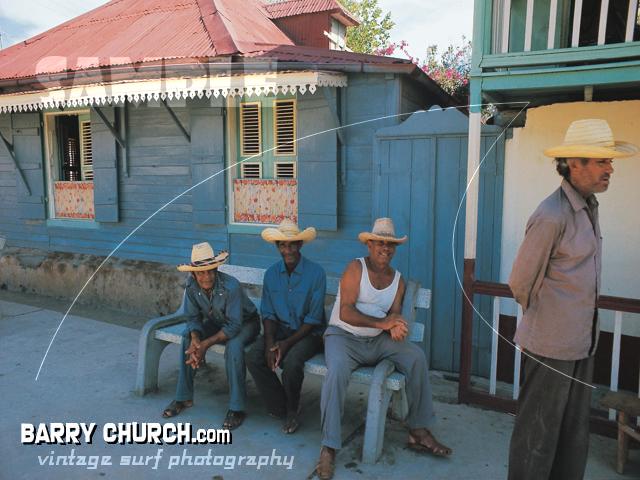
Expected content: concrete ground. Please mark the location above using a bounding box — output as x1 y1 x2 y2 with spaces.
0 293 637 480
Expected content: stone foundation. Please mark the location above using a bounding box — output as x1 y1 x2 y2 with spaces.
0 248 185 317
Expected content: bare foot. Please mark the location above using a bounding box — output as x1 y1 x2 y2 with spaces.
408 428 452 457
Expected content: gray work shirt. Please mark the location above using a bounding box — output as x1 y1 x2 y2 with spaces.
184 271 258 339
509 179 601 360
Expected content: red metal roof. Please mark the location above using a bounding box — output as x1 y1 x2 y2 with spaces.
243 44 413 67
0 0 293 81
262 0 359 25
0 0 415 86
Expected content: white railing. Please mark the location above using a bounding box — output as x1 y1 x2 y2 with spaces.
487 296 639 423
495 0 639 52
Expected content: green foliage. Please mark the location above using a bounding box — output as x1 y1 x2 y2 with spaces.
341 0 394 54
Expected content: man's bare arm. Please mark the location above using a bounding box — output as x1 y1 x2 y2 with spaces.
339 260 407 331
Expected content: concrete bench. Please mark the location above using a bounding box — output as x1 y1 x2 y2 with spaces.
136 264 430 463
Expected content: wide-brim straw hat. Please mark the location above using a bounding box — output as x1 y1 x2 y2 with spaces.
177 242 229 272
359 218 407 244
261 219 317 244
544 119 638 159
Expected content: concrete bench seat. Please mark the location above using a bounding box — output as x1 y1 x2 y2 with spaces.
136 264 429 463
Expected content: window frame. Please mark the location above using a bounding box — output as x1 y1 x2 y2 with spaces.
43 108 94 220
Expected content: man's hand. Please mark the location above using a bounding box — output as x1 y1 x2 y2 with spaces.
389 322 409 341
381 313 407 331
185 336 208 369
269 340 291 370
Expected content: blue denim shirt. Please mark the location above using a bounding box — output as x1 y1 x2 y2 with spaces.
184 271 258 339
261 255 327 334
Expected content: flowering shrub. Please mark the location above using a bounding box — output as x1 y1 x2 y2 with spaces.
376 38 471 101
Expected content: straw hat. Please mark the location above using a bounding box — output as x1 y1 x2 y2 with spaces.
261 219 317 244
177 242 229 272
358 218 407 244
544 119 638 159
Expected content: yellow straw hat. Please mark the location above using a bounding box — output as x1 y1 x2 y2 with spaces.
261 219 317 244
543 119 638 159
358 218 407 244
177 242 229 272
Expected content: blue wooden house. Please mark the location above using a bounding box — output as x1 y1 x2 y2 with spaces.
0 0 505 372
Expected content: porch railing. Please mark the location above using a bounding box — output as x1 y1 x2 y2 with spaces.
459 275 640 435
493 0 639 53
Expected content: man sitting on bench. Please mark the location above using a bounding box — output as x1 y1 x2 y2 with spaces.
316 218 451 480
247 220 326 434
162 242 259 430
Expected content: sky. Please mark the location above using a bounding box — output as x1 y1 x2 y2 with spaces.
0 0 475 59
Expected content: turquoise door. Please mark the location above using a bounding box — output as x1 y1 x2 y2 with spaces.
374 108 504 374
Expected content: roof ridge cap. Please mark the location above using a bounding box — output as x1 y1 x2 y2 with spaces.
195 0 240 55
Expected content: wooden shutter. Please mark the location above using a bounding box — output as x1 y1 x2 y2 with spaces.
241 162 262 179
274 99 296 155
80 120 93 181
13 113 46 220
90 107 119 222
297 93 337 231
191 99 226 225
274 161 295 178
240 102 261 156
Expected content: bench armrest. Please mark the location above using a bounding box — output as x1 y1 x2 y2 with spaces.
140 290 188 339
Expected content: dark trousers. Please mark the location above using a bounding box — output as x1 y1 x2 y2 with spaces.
246 328 322 415
508 353 594 480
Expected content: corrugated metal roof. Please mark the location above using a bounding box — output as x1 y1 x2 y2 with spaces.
263 0 358 24
243 44 413 66
0 0 411 85
0 0 293 81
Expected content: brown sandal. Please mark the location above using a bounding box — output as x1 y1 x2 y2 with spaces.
282 412 300 434
162 400 193 418
222 410 246 430
407 431 452 457
316 447 335 480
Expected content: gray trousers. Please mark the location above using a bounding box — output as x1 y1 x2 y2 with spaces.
246 330 322 415
320 325 435 450
175 320 259 411
508 353 594 480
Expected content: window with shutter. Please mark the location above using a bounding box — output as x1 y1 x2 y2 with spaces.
231 96 299 226
240 102 261 156
274 99 296 155
44 110 96 220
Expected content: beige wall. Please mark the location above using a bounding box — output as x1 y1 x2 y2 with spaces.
500 100 640 334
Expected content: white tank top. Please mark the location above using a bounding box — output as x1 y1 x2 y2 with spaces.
329 257 401 337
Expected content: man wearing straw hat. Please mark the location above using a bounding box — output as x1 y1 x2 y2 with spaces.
246 219 326 434
507 119 637 479
316 218 451 480
162 242 259 430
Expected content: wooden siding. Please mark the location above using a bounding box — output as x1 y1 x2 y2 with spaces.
272 12 331 49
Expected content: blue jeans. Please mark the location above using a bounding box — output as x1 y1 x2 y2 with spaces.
175 320 259 411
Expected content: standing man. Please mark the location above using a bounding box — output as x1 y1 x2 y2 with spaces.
247 219 326 434
316 218 451 480
162 242 259 430
508 119 637 479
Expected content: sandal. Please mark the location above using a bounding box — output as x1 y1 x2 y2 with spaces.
281 412 300 434
222 410 246 430
407 431 452 457
316 447 335 480
162 400 193 418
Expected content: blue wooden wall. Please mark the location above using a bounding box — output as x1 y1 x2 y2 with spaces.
0 73 502 373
